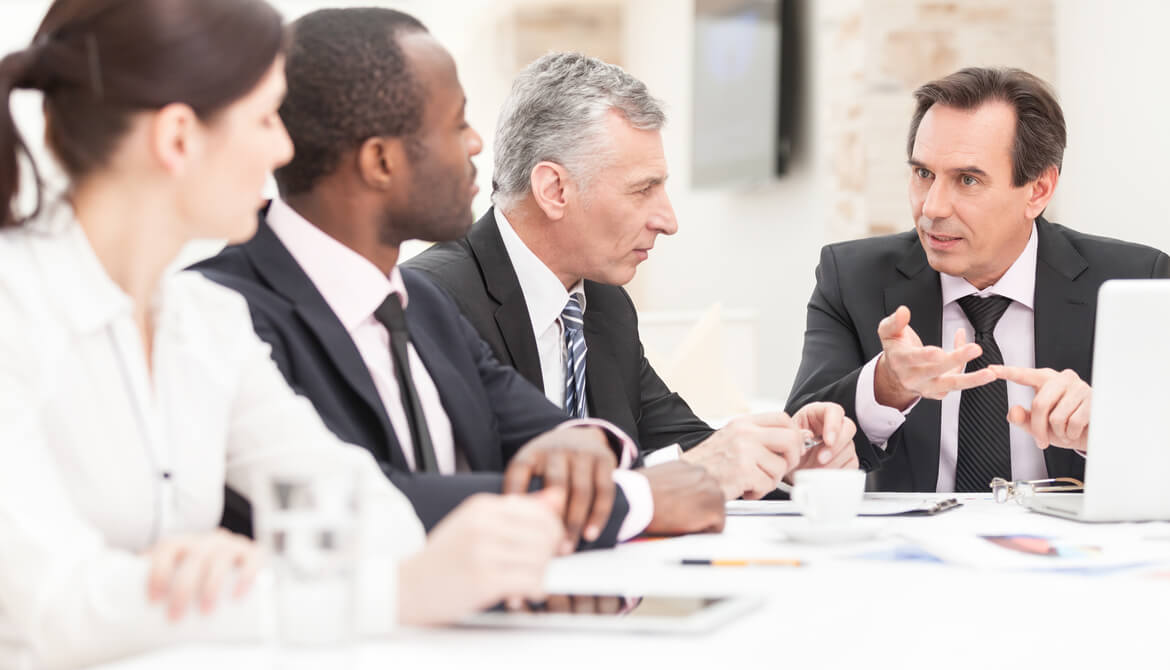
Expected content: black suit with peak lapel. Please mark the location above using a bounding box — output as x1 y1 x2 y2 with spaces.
785 217 1170 491
191 211 630 545
403 208 713 456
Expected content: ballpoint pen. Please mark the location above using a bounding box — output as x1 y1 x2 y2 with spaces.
774 435 822 495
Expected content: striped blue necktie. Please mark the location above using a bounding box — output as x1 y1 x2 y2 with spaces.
561 293 588 419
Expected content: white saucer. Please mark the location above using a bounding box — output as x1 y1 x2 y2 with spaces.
784 523 882 545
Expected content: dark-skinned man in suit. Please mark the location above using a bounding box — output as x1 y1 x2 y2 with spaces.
194 8 726 588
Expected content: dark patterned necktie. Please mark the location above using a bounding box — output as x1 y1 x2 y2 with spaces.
373 293 439 473
953 294 1014 493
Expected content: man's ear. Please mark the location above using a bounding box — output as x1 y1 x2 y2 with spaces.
530 161 571 221
1024 165 1060 220
357 136 408 190
149 103 201 176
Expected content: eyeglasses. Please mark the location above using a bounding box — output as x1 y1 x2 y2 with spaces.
990 477 1084 504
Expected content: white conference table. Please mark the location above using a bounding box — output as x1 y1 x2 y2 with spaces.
97 494 1170 670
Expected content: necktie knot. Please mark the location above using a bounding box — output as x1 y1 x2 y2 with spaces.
561 293 585 335
374 292 408 334
957 294 1013 336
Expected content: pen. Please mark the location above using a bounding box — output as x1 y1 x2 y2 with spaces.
775 434 823 495
680 558 803 567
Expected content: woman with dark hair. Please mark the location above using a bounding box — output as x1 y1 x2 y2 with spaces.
0 1 563 667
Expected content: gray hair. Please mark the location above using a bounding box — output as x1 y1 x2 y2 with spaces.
491 52 666 210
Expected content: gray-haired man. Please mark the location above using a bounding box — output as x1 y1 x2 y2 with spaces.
407 52 859 500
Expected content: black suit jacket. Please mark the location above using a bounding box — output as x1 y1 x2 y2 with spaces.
404 208 713 455
785 217 1170 491
191 213 629 545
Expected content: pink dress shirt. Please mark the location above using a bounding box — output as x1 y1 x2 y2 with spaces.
855 223 1049 492
268 199 652 538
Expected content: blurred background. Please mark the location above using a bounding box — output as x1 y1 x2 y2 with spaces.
2 0 1167 415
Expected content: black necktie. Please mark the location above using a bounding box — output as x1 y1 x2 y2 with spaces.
953 294 1014 493
373 293 439 473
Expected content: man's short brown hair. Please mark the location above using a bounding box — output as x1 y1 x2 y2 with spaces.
907 67 1066 187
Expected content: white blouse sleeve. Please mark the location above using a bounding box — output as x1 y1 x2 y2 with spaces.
0 283 426 670
0 334 270 670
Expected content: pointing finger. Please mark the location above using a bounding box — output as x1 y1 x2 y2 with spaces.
878 306 911 339
988 365 1054 389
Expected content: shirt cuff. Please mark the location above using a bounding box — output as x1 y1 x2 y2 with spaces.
611 469 653 541
641 443 682 467
855 353 918 448
561 418 637 469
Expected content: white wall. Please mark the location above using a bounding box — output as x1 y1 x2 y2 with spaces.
1052 0 1170 254
5 0 1164 404
621 0 827 402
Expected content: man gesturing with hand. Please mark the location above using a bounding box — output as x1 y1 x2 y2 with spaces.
787 67 1168 492
873 306 995 409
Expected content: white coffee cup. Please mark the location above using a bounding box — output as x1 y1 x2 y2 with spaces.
791 469 865 526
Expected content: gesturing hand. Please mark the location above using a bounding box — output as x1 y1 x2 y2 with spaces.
990 365 1092 452
874 305 997 409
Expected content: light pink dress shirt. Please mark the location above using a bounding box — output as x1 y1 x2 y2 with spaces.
855 223 1050 492
268 199 652 538
269 198 458 473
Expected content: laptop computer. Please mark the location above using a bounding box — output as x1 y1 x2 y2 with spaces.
1024 279 1170 522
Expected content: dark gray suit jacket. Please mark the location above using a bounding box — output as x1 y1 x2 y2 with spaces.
404 208 713 456
191 211 630 546
785 216 1170 491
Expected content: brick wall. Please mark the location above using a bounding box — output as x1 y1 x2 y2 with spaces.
819 0 1055 240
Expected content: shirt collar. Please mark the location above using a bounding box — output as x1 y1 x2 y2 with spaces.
267 197 408 333
940 221 1038 310
25 199 135 334
494 207 586 335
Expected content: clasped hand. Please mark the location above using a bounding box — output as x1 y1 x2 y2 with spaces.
503 424 618 554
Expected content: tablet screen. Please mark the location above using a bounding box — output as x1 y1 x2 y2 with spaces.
504 595 728 618
463 594 761 634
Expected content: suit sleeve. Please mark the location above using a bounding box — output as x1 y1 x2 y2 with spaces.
1152 252 1170 278
454 311 631 549
241 307 631 545
784 245 887 470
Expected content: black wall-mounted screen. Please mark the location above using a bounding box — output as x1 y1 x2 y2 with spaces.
692 0 796 187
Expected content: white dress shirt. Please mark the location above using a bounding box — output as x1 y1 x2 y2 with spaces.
494 208 587 409
0 203 423 669
855 222 1048 492
493 209 656 528
268 198 459 473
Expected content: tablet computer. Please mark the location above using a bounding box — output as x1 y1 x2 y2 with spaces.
460 594 763 634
